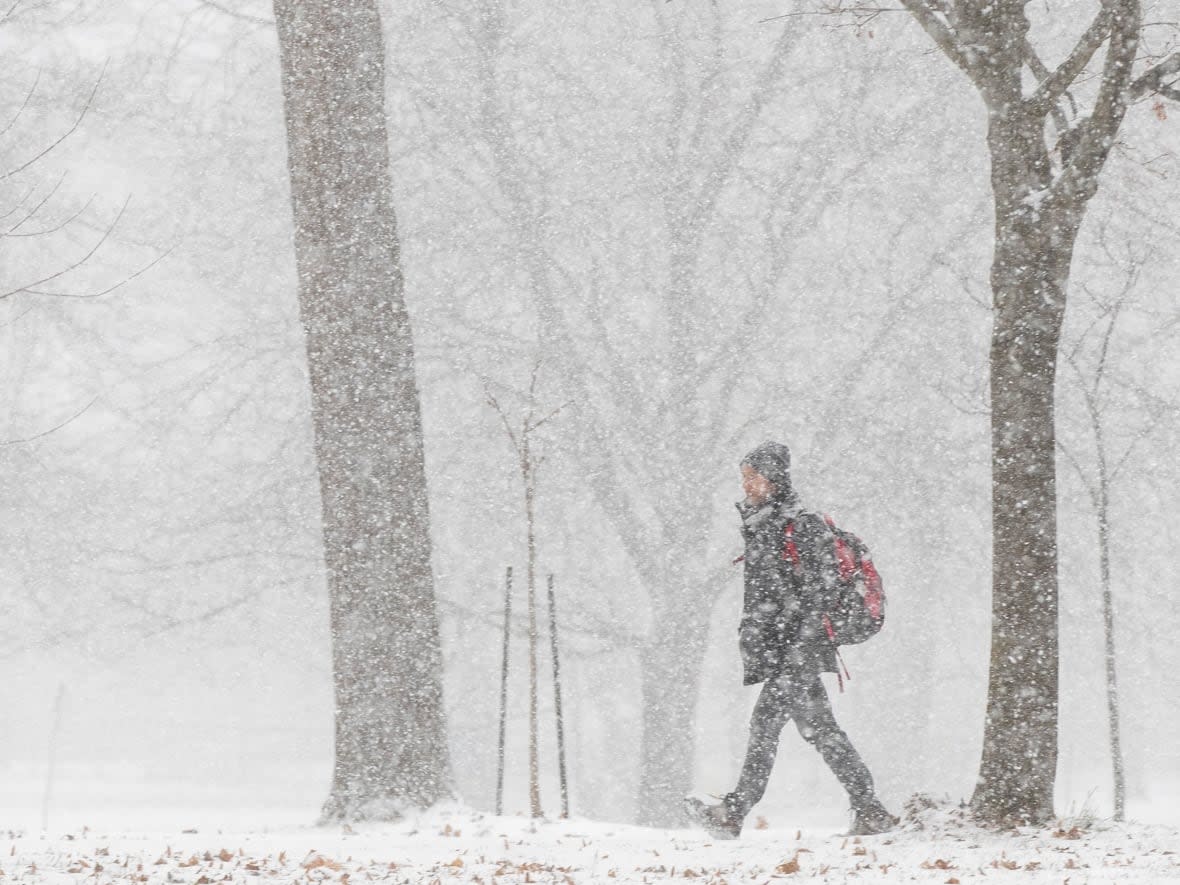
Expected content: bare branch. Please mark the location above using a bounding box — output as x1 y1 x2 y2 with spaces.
899 0 974 79
0 196 131 301
759 3 905 27
115 591 257 641
1055 0 1142 195
4 190 95 239
1 395 98 446
1026 6 1113 115
0 68 41 140
689 21 798 230
21 246 171 300
527 400 573 434
1 173 66 233
1 60 107 183
1130 51 1180 97
1022 39 1075 134
193 0 271 26
0 1 23 26
0 303 35 328
484 384 520 452
0 185 38 223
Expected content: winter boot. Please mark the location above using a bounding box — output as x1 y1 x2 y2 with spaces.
683 796 743 840
849 798 898 836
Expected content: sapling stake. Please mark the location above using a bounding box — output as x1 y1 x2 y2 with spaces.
547 573 570 818
495 565 513 816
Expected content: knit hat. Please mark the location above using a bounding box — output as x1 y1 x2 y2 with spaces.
740 441 794 500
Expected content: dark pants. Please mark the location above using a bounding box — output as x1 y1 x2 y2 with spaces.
727 668 874 819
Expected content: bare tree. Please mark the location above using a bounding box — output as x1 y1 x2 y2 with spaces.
403 0 944 824
884 0 1180 824
444 1 810 826
485 365 568 818
272 0 451 819
0 25 174 654
1058 233 1174 820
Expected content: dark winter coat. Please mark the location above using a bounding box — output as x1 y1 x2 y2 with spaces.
737 499 839 685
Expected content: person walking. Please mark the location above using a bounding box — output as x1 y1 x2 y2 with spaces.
685 441 896 838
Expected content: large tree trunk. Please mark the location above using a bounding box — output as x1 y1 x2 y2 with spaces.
972 108 1081 823
635 587 712 827
272 0 452 819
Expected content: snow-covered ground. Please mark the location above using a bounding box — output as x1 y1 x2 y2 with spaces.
2 800 1178 884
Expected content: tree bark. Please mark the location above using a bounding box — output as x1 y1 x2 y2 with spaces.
972 103 1081 824
635 592 711 827
272 0 452 820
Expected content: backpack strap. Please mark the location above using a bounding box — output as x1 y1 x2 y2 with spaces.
782 510 820 563
822 614 853 692
782 520 802 574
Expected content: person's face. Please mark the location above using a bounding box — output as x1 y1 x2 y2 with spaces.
741 464 776 505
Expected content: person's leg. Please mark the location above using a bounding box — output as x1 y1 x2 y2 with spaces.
785 672 875 809
726 671 797 820
684 675 794 838
687 669 893 838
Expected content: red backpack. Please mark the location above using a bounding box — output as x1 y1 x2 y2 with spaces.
783 513 885 646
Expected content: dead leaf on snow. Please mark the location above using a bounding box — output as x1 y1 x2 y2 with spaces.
302 854 342 871
775 853 801 875
921 859 955 870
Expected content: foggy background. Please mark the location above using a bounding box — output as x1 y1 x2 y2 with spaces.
2 0 1179 831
